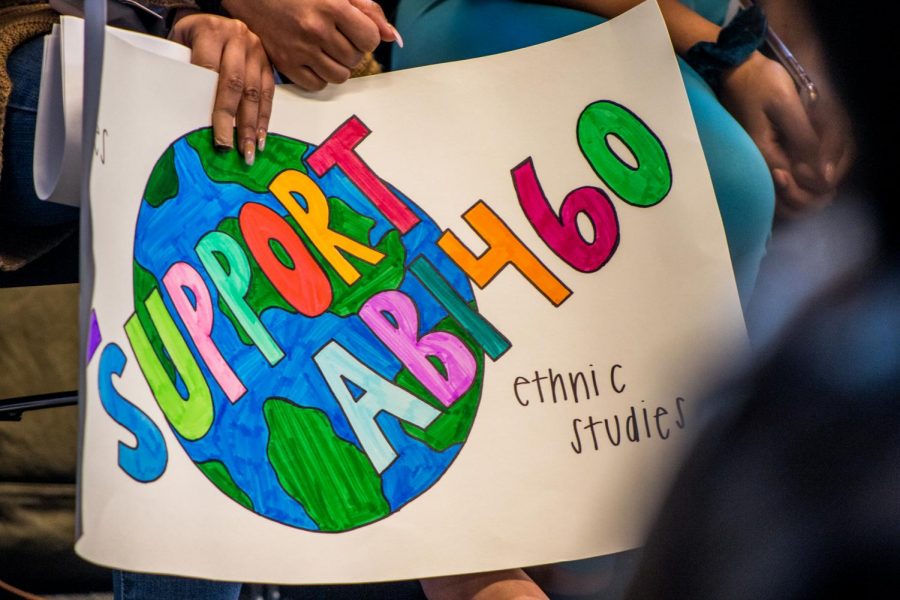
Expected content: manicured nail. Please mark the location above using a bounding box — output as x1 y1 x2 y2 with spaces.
773 168 789 188
824 161 836 185
214 140 232 152
391 25 404 49
243 140 255 166
257 129 267 152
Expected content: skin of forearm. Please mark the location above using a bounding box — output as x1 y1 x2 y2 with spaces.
757 0 826 75
535 0 721 55
421 569 549 600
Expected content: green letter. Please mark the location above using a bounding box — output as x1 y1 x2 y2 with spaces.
125 291 213 441
577 100 671 207
196 230 284 365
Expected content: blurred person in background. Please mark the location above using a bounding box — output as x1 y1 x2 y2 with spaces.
625 1 899 596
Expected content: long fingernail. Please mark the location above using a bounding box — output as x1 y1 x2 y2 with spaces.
257 129 267 152
391 25 404 49
243 140 255 166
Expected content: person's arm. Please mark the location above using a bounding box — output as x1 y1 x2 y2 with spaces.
421 568 549 600
541 0 851 216
753 0 854 215
219 0 399 91
546 0 718 52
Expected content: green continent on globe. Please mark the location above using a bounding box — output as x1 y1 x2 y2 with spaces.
144 145 179 207
197 460 254 510
186 129 308 193
264 398 390 531
397 314 483 452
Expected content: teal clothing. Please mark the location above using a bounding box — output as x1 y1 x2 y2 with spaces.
391 0 774 309
683 0 732 25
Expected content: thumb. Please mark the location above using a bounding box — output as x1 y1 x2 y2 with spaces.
765 94 829 192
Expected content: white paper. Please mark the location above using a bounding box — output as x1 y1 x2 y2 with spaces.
77 2 748 584
33 24 68 203
34 16 190 206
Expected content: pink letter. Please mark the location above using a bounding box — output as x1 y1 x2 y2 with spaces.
306 116 420 234
163 262 246 403
513 157 619 273
360 290 476 407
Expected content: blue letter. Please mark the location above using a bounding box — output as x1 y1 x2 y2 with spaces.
313 341 440 473
98 343 168 482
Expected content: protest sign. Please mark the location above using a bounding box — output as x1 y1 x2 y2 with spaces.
77 2 746 582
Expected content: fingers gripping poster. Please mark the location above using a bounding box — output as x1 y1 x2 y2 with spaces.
78 2 747 583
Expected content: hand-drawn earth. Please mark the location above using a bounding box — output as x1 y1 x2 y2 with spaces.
133 128 482 532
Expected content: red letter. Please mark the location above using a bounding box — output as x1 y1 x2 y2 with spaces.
239 202 332 317
307 116 420 233
513 158 619 273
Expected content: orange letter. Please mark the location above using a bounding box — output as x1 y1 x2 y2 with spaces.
269 169 384 285
438 201 571 306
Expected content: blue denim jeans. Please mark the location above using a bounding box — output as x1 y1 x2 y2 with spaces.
1 35 79 226
113 571 242 600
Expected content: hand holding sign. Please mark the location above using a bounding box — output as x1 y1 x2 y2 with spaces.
220 0 399 90
169 13 275 164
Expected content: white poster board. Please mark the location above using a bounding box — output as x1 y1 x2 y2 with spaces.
77 2 747 583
